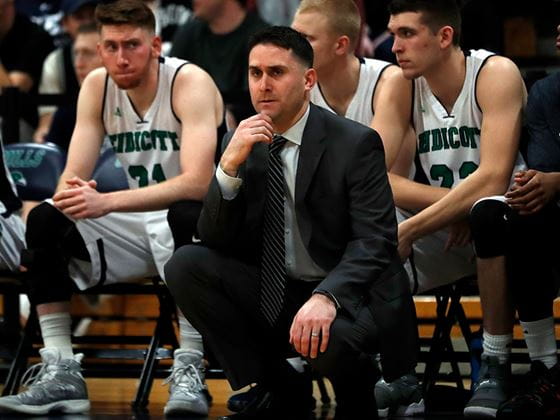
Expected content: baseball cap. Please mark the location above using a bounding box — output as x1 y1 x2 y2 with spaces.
60 0 100 16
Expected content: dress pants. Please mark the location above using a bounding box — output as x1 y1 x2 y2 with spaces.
165 244 381 417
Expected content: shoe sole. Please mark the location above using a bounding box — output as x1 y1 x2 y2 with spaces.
164 402 209 416
0 399 90 415
463 406 497 418
378 399 425 418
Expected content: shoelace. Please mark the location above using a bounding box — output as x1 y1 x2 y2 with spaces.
163 363 204 396
20 362 58 388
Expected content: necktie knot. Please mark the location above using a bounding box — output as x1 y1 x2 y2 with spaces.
269 135 287 155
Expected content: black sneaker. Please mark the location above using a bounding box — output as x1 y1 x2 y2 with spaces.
498 360 560 418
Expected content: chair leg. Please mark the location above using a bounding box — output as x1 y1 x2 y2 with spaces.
3 289 21 343
2 310 36 396
132 280 178 409
422 289 451 395
442 333 465 391
132 322 162 409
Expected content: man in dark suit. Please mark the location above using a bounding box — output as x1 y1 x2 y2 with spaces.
164 25 417 420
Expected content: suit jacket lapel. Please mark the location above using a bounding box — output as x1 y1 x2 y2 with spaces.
296 104 326 247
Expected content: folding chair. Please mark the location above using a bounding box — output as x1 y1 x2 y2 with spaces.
420 276 479 396
3 142 66 201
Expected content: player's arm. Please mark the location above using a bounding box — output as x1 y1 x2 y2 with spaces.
56 69 107 193
388 140 451 211
399 56 525 247
371 65 412 171
373 66 449 210
99 64 222 212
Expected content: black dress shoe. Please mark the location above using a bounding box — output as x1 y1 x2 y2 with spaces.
219 389 273 419
220 388 315 420
227 384 316 413
227 385 260 412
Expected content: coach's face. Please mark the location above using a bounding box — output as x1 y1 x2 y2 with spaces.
248 43 315 133
98 24 161 90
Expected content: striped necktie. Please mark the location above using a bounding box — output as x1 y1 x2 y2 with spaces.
260 135 288 325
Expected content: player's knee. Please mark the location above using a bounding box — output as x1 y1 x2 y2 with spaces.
26 202 71 248
469 198 510 258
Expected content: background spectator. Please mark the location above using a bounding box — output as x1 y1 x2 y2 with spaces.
143 0 192 55
45 22 102 151
16 0 66 46
34 0 98 143
254 0 299 26
0 0 54 141
170 0 268 127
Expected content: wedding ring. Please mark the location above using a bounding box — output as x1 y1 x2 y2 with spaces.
311 332 319 337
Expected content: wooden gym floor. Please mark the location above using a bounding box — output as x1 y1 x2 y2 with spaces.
1 295 559 419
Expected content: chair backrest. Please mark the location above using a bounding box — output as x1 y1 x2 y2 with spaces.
92 147 129 192
4 142 66 201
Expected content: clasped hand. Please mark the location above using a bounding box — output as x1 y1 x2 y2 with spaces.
506 169 558 215
289 293 336 359
52 177 107 219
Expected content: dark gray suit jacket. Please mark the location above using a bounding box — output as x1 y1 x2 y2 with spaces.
198 104 417 380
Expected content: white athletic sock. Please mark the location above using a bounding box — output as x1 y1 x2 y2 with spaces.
520 317 558 369
177 310 204 354
39 312 74 359
482 330 512 364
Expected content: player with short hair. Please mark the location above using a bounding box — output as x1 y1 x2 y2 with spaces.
293 0 413 173
0 0 224 416
384 0 527 417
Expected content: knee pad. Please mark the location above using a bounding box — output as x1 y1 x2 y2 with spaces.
23 203 77 305
469 198 511 258
26 202 73 249
21 248 74 305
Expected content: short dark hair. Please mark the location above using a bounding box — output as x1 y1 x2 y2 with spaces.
77 21 98 35
248 26 314 68
388 0 462 46
95 0 156 33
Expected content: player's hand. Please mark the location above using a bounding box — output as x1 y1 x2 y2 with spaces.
219 113 274 176
506 170 560 215
445 219 471 251
289 294 336 359
397 219 414 261
53 177 108 219
64 177 98 190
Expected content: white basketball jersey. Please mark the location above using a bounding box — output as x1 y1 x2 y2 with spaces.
310 58 391 126
102 56 187 189
413 49 526 189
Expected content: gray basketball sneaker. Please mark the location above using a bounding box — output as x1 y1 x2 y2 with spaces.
0 347 90 415
464 355 510 418
164 349 209 416
375 373 425 417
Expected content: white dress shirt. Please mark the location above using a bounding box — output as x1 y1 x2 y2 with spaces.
216 106 327 281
